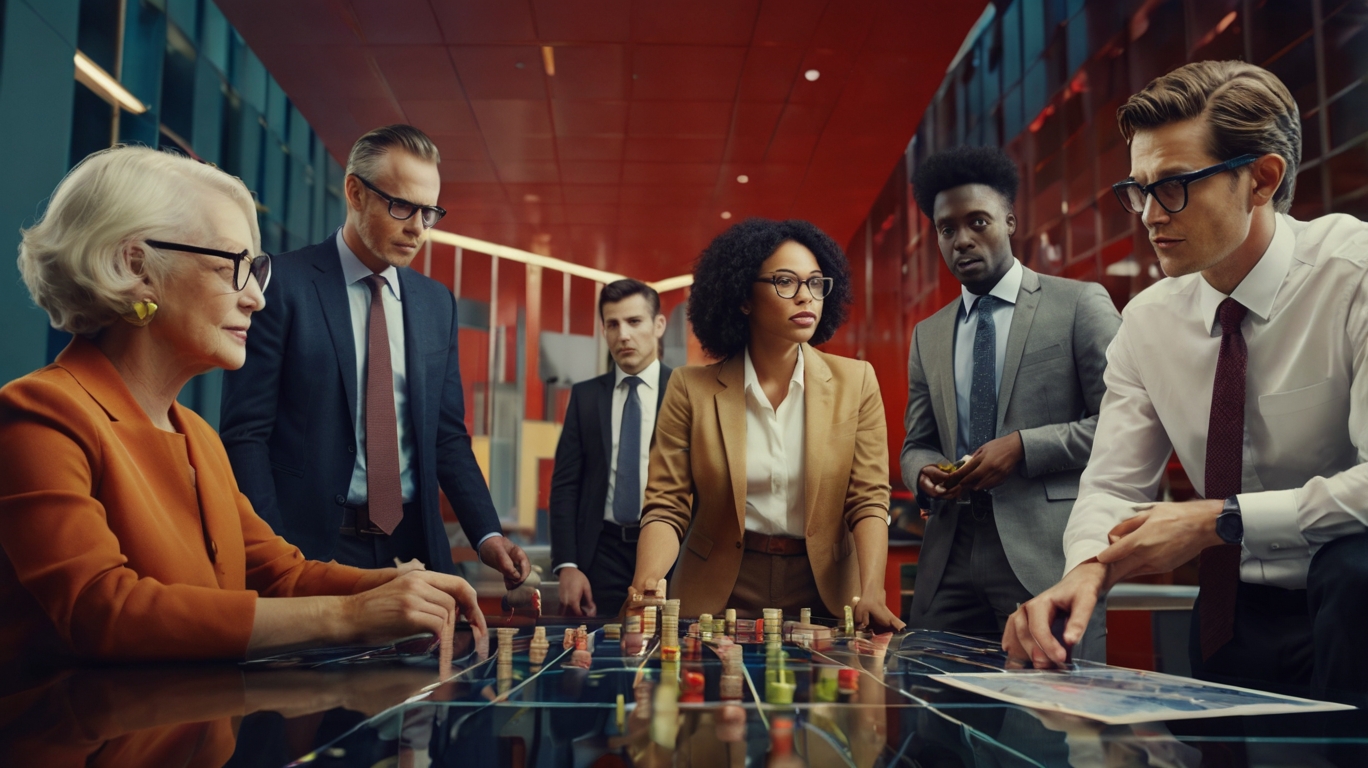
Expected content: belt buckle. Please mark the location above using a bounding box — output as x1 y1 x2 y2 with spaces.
765 537 785 555
620 525 640 544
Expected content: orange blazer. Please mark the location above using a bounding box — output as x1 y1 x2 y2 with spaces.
640 344 890 617
0 338 390 662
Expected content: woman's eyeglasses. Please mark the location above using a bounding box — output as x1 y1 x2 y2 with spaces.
353 175 447 228
755 274 833 300
146 240 272 293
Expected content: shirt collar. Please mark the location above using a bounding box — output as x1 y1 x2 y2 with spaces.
615 358 660 389
743 345 805 397
336 228 402 301
960 258 1023 318
1197 213 1293 333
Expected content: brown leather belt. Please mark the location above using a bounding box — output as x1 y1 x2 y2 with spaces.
743 530 806 556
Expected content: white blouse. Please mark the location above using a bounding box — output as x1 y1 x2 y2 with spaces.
742 346 806 538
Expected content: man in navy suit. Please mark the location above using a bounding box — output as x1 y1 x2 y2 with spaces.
221 124 528 584
550 280 671 615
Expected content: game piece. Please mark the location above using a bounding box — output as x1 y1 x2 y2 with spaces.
497 627 518 666
650 679 679 748
837 668 860 703
660 645 679 662
843 604 855 635
813 666 839 702
604 623 621 640
800 607 811 625
615 693 626 732
501 565 543 616
719 672 743 702
680 669 705 703
643 605 658 636
563 627 576 650
725 608 737 636
765 649 795 704
437 609 454 679
530 627 548 666
698 613 713 640
767 717 804 768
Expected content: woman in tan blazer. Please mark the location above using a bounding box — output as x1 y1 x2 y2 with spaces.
0 146 483 663
629 219 905 631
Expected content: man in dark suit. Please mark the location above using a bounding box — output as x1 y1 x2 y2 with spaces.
220 124 528 584
900 146 1121 661
550 279 671 616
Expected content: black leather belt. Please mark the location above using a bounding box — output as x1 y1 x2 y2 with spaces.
603 521 640 543
955 491 994 523
340 504 387 537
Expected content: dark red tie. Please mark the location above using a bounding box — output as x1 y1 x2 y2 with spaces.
1199 297 1248 660
363 274 402 535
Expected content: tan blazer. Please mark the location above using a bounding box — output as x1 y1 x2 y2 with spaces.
640 344 890 617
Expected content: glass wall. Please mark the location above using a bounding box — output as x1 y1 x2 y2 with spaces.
833 0 1368 492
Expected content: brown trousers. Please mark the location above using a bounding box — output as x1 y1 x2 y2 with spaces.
725 549 835 620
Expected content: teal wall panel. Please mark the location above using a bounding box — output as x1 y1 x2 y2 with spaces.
0 0 80 384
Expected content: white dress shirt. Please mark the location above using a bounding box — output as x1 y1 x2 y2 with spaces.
743 346 806 537
604 359 661 523
954 258 1023 457
338 230 416 505
1065 213 1368 589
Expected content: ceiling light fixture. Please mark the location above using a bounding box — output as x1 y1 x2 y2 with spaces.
541 46 555 76
720 211 732 219
804 69 820 81
736 174 749 184
74 51 146 114
426 229 690 294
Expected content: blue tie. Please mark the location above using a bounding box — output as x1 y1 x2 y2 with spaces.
969 295 1000 453
612 376 644 525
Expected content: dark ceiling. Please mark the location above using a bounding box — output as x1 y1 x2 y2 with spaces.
216 0 983 281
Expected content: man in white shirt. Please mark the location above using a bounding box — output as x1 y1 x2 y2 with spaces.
549 280 670 616
901 146 1120 661
1004 61 1368 703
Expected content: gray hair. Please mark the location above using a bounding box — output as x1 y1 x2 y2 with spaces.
345 124 441 180
17 146 260 336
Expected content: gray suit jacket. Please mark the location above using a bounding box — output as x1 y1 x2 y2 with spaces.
901 267 1121 608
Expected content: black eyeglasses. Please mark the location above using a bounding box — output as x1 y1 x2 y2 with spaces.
354 175 447 228
755 274 833 300
146 240 272 293
1112 154 1259 215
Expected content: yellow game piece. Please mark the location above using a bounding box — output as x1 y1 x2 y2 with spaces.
616 693 626 731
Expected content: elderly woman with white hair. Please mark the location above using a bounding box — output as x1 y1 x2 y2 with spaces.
0 145 484 662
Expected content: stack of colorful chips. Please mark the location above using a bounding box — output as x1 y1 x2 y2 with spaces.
763 608 783 643
698 613 713 640
529 626 549 667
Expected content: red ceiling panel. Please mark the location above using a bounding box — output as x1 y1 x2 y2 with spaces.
547 46 628 100
431 1 538 44
629 46 747 101
551 101 628 136
555 136 624 161
631 0 761 45
349 0 444 45
449 46 549 99
470 99 555 136
624 136 727 163
217 0 982 279
627 101 732 137
532 0 631 42
752 0 828 45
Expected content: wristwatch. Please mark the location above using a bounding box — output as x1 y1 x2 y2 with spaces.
1216 495 1244 545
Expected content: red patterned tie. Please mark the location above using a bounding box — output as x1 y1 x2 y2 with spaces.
1199 297 1247 660
363 274 403 535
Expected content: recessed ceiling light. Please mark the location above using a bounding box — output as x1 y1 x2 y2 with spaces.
804 69 820 81
736 174 749 184
524 194 540 203
720 211 732 219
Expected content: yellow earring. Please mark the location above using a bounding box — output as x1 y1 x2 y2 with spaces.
123 300 158 327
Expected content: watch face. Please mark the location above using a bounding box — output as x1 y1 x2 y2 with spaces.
1217 513 1244 545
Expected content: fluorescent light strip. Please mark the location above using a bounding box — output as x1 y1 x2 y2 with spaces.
74 51 147 114
426 229 692 293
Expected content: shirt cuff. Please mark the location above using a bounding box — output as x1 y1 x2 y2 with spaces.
553 563 577 573
475 532 501 549
1239 489 1307 560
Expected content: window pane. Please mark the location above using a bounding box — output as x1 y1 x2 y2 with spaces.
1250 0 1313 65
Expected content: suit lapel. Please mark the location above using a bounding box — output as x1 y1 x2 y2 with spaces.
713 356 748 534
928 304 961 457
597 372 614 467
995 267 1041 434
311 244 359 433
651 365 673 447
802 345 833 536
398 269 425 447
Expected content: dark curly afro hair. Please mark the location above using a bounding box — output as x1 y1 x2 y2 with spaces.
687 218 852 360
911 145 1020 220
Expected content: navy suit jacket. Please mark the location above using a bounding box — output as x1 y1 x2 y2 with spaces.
547 365 672 571
219 236 501 574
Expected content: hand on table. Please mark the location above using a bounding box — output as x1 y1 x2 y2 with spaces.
1002 561 1106 669
479 535 532 590
853 594 906 633
556 567 597 617
1096 500 1224 582
341 570 486 645
959 432 1024 492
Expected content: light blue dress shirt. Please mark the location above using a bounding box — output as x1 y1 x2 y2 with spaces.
953 259 1023 458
